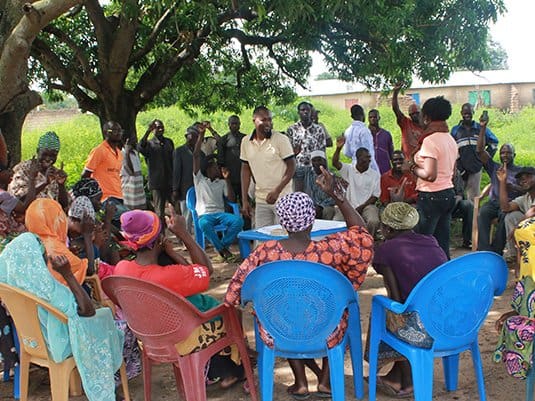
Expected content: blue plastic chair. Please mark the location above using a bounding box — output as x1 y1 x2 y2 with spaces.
241 260 364 401
185 187 240 249
368 251 508 401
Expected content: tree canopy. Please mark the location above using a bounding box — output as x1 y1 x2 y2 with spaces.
1 0 505 157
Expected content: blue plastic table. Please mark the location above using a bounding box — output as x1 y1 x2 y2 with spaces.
238 219 347 258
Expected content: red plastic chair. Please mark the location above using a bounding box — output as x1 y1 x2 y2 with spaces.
102 275 258 401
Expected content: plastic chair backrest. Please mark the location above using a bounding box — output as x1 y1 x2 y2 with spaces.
241 260 358 354
102 275 208 362
186 187 199 220
402 251 507 351
0 283 67 361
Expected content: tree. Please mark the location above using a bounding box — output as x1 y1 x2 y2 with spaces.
6 0 505 161
484 39 508 70
0 0 82 163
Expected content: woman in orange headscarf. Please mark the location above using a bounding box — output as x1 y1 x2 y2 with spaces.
25 198 91 285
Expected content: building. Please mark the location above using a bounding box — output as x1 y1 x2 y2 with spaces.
297 70 535 112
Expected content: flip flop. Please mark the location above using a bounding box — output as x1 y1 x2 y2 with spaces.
289 392 311 400
314 390 332 398
376 377 413 399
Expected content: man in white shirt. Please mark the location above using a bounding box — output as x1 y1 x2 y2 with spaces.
333 136 381 237
343 104 379 172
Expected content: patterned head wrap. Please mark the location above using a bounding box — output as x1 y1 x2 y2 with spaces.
37 131 61 152
72 178 102 199
120 210 161 251
68 196 96 222
381 202 419 230
275 192 316 233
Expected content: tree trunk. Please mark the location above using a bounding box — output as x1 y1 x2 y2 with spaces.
96 91 139 141
0 90 42 164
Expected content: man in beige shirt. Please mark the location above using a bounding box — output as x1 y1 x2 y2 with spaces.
240 106 296 228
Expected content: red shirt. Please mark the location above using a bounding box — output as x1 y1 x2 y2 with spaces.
380 170 417 204
114 260 210 297
399 116 424 159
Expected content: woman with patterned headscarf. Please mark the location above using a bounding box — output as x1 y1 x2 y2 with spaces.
8 131 69 209
225 166 374 399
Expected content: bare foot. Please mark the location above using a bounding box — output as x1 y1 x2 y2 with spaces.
317 383 331 394
287 383 309 396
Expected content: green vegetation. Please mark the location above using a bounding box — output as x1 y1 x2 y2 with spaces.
21 101 535 188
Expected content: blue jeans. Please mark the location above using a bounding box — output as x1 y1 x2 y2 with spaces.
198 212 244 252
416 188 456 259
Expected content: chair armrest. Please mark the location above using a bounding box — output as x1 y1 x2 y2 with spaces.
372 295 406 314
474 184 491 206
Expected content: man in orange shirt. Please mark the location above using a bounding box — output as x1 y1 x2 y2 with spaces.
380 150 417 205
392 83 424 159
82 121 128 225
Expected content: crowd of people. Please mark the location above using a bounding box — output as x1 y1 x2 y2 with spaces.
0 84 534 400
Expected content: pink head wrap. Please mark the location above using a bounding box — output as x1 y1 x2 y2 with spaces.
120 210 161 250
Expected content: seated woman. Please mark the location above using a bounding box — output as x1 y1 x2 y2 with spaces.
225 166 374 399
370 202 447 397
8 131 69 209
25 198 93 283
0 232 124 401
495 216 535 380
114 208 245 388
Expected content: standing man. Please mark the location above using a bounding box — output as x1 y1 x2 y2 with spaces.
380 150 417 205
82 121 127 223
217 115 246 199
287 102 330 191
333 137 381 237
368 109 394 174
311 108 333 148
121 135 146 210
392 83 424 159
451 103 499 200
476 116 522 255
240 106 295 228
172 125 201 231
343 104 379 171
138 119 174 222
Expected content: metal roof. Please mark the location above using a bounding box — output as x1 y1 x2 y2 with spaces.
297 70 535 97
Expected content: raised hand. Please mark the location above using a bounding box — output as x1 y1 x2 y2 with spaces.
221 167 230 179
165 203 188 234
49 254 72 277
496 164 507 183
336 136 345 149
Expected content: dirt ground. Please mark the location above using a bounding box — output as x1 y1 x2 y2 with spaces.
0 244 527 401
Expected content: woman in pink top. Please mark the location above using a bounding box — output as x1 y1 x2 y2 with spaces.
404 96 458 258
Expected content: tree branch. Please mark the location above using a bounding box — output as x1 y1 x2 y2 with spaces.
221 28 284 46
42 26 100 93
84 0 112 62
130 5 178 64
267 45 307 89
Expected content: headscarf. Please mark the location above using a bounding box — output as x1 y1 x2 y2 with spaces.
275 192 316 233
381 202 419 231
0 232 123 401
37 131 61 151
120 210 161 251
72 178 102 199
25 198 87 285
68 196 96 222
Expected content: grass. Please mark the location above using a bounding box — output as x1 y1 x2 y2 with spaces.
21 101 535 188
